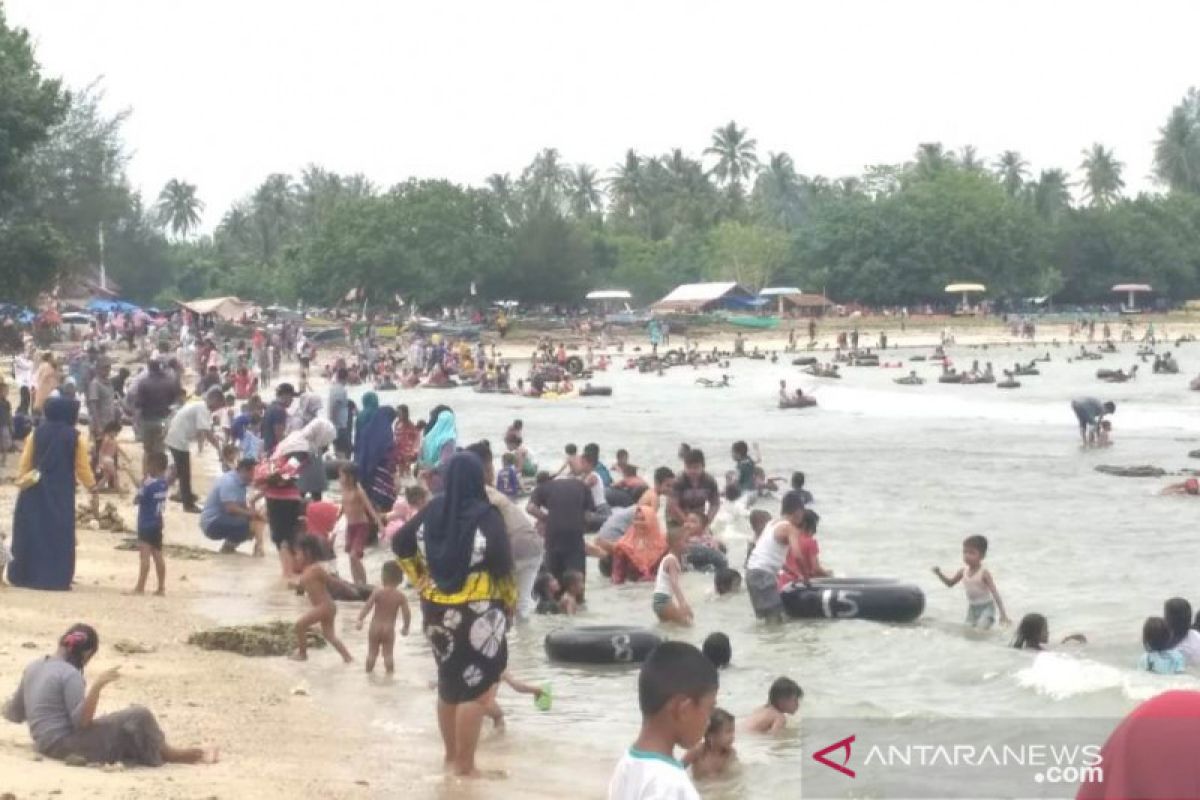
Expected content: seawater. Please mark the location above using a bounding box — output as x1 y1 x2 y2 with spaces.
195 340 1199 799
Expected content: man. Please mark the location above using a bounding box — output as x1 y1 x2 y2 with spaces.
745 492 809 623
261 382 296 455
327 369 351 458
86 360 117 440
132 358 181 466
1070 396 1116 446
668 448 727 572
527 471 594 590
165 387 225 513
200 457 265 554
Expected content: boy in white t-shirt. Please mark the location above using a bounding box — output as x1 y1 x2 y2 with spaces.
608 642 718 800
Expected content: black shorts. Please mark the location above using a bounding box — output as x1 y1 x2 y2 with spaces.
544 543 586 581
137 526 163 550
266 498 302 549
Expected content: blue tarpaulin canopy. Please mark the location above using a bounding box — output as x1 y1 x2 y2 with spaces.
87 298 141 314
722 295 770 309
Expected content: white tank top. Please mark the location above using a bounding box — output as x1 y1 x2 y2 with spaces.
962 566 990 604
588 473 607 508
655 553 679 596
746 520 789 573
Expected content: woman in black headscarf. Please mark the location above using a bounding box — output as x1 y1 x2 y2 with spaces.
392 451 514 778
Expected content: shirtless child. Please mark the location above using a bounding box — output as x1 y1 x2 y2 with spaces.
338 464 386 586
356 561 411 673
740 677 802 734
291 535 353 663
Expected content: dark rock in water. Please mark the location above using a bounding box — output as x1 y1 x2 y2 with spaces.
1095 465 1167 478
116 538 209 560
1190 450 1200 459
188 622 325 657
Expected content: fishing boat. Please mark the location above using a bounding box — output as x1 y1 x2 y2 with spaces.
726 315 780 330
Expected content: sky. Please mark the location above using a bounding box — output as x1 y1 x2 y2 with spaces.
7 0 1199 230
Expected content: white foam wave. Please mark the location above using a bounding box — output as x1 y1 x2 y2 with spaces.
1015 651 1198 701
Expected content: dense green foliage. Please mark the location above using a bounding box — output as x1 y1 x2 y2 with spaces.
5 3 1200 310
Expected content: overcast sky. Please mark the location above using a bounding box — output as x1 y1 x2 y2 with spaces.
8 0 1198 229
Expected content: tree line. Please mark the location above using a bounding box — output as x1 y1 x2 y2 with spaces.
4 8 1200 311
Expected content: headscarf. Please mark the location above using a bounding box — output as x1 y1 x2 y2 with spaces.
355 391 379 439
355 405 397 478
287 393 322 433
425 404 450 434
277 418 336 457
1076 690 1200 800
420 408 457 467
614 504 667 579
421 452 494 593
44 396 78 426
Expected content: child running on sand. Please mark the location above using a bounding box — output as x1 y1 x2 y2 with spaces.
355 561 411 673
607 642 717 800
653 526 694 626
684 709 737 780
338 464 385 586
132 451 171 595
740 677 802 734
291 535 353 663
932 534 1011 629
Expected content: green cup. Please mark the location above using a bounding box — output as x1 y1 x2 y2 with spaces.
534 684 553 712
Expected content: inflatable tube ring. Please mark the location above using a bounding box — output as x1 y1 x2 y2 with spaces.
781 577 925 623
544 625 662 664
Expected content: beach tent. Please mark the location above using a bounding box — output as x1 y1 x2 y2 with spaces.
177 296 255 322
759 287 834 316
1112 283 1152 311
945 282 986 311
652 282 753 313
586 289 633 314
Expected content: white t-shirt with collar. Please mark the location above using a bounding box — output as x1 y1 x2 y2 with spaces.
608 748 700 800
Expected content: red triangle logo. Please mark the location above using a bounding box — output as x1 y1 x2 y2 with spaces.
812 734 856 778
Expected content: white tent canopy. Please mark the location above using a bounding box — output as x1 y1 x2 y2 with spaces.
759 287 802 296
585 289 632 301
945 282 986 310
1112 283 1153 310
177 296 255 321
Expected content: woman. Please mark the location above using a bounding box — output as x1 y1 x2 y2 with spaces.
279 419 336 503
419 405 457 491
392 453 514 778
8 397 96 590
353 390 379 454
287 392 322 434
4 624 216 765
1164 597 1200 665
355 405 398 511
611 502 667 584
392 404 421 480
259 422 328 579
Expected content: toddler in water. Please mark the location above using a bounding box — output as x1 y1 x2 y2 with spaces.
1011 613 1087 650
741 677 802 734
532 572 563 614
1096 419 1113 447
290 535 353 663
559 570 585 615
355 561 411 674
653 527 694 626
1139 616 1186 674
702 632 732 669
684 709 737 780
713 568 742 596
932 534 1011 629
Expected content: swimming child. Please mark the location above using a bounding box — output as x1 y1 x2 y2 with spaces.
559 570 585 615
1139 616 1186 674
338 464 385 586
607 642 717 800
932 534 1011 629
290 535 353 663
653 527 694 626
355 561 411 674
713 568 742 596
789 472 813 506
132 451 170 595
532 572 563 614
1011 613 1088 649
740 677 802 734
1161 477 1200 496
731 441 757 496
496 452 521 500
702 632 731 669
554 443 579 477
683 709 737 781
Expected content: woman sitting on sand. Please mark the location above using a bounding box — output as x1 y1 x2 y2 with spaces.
3 624 217 766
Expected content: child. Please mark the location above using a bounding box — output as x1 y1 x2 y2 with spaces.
702 632 731 669
1011 613 1088 650
220 394 236 446
607 642 717 800
384 485 429 542
96 420 123 492
1096 419 1113 447
740 677 802 734
731 441 756 496
338 464 385 586
555 443 578 477
240 417 263 462
559 570 585 615
713 568 742 596
683 709 737 780
790 471 814 506
653 527 693 626
291 535 353 663
744 509 772 568
355 561 411 674
611 448 632 476
532 572 563 614
1139 616 1186 674
303 499 341 573
932 534 1011 629
219 442 239 473
496 452 521 500
484 672 549 732
132 451 170 595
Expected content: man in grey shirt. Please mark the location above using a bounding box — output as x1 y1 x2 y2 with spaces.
86 360 117 440
1070 397 1115 445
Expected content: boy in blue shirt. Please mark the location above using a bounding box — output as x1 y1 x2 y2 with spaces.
496 452 521 499
133 451 172 595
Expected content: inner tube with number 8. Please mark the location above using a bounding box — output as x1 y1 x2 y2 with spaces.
781 577 924 623
544 625 663 664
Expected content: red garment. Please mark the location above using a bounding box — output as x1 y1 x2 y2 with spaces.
777 535 820 589
1076 690 1200 800
305 501 339 538
393 420 420 469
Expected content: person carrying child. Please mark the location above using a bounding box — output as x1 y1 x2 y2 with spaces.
355 561 411 674
932 534 1011 629
745 492 808 623
290 535 353 663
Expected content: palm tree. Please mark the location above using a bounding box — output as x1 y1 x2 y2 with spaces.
1079 144 1125 207
1031 169 1072 221
485 173 520 226
956 145 985 173
994 150 1030 196
567 164 603 219
704 121 759 193
522 148 572 211
251 173 297 261
753 152 803 227
1153 93 1200 193
154 179 204 238
607 149 643 219
912 142 950 179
